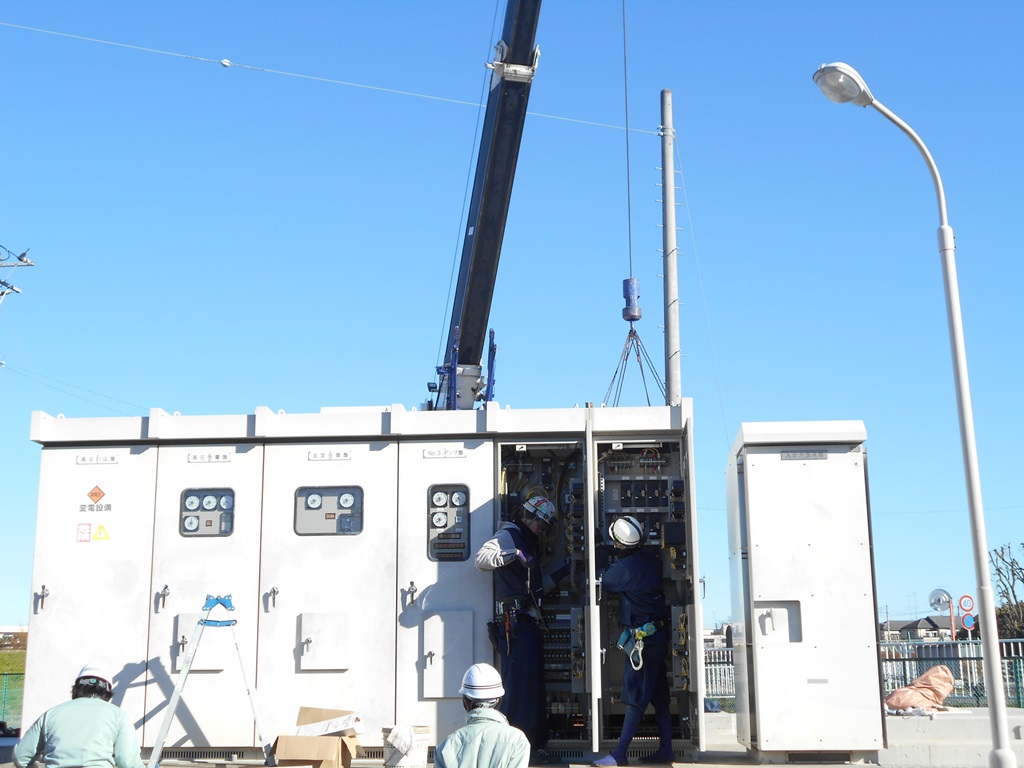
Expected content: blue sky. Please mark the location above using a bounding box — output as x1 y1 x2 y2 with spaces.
1 2 1021 631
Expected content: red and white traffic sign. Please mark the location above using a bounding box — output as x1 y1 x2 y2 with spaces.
962 613 976 631
959 594 976 613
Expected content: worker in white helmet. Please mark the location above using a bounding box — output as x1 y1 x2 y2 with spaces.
592 517 673 766
14 664 144 768
434 663 530 768
475 495 569 765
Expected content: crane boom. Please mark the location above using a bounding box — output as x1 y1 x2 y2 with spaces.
437 0 541 409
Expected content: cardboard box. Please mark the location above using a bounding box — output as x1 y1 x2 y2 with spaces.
274 735 344 768
382 726 430 768
273 709 362 768
294 707 364 737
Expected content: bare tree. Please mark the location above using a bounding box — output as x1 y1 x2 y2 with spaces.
990 543 1024 638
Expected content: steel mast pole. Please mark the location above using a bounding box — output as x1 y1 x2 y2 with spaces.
660 89 682 406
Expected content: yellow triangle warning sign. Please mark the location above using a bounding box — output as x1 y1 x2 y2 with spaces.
93 525 109 541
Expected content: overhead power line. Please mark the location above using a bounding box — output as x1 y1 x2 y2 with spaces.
0 20 659 135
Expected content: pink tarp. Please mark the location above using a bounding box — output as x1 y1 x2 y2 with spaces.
884 664 955 711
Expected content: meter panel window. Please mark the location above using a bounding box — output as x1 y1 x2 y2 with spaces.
180 488 235 537
295 486 364 535
427 484 470 561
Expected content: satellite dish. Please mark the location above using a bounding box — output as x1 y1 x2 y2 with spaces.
929 588 953 612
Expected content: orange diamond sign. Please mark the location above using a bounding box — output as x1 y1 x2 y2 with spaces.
88 486 105 503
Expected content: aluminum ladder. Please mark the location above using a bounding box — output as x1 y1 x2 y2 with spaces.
147 595 276 768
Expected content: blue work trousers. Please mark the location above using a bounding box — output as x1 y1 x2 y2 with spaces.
494 613 547 750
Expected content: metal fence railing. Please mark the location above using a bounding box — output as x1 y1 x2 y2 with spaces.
1 673 24 730
704 648 736 709
704 639 1024 709
2 642 1021 731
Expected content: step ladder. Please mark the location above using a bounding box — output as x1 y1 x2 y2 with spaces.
147 595 276 768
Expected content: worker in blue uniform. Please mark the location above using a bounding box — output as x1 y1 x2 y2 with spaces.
592 516 674 766
475 495 568 766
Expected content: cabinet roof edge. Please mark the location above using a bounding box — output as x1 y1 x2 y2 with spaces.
31 402 694 445
730 419 867 456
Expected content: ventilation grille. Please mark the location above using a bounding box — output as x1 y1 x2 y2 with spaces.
787 752 853 764
159 749 245 761
360 746 436 761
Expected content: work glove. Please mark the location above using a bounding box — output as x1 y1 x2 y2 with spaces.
516 549 537 570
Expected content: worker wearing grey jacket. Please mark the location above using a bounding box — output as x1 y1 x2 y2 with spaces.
14 664 144 768
435 664 530 768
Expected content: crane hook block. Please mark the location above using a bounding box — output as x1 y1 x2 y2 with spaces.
622 277 642 322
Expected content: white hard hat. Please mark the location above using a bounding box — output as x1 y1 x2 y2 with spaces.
523 495 557 527
76 663 113 686
459 663 505 699
609 516 644 547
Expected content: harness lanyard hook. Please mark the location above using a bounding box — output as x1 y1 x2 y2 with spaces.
630 636 645 671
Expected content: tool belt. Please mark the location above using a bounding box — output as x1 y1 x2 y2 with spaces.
495 596 532 617
488 597 536 652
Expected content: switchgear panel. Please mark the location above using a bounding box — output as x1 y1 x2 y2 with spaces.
27 403 704 759
498 441 589 740
595 441 694 745
427 484 470 561
493 436 699 755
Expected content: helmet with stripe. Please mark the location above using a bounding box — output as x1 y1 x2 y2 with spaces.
460 662 505 700
523 495 557 527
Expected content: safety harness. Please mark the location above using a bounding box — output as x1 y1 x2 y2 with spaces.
621 620 665 670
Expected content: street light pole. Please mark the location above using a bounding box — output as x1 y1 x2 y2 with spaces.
813 62 1016 768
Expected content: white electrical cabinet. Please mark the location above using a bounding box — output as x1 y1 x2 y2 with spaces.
726 421 885 763
25 402 705 761
23 442 157 732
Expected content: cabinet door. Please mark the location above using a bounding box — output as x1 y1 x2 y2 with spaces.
257 442 399 744
743 445 881 751
394 439 495 745
24 446 157 731
144 444 264 747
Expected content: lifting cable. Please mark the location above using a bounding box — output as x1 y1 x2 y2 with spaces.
603 0 663 407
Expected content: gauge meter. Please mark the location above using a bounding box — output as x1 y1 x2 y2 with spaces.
184 494 200 511
183 515 200 532
431 511 448 528
307 493 323 510
219 494 234 510
432 491 448 507
451 491 467 507
202 495 218 511
339 492 355 509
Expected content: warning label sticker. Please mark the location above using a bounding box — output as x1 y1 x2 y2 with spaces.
76 523 110 542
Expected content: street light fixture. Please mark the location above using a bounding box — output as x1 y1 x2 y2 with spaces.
813 62 1016 768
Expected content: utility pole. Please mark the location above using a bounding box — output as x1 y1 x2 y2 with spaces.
0 244 35 305
659 90 682 406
